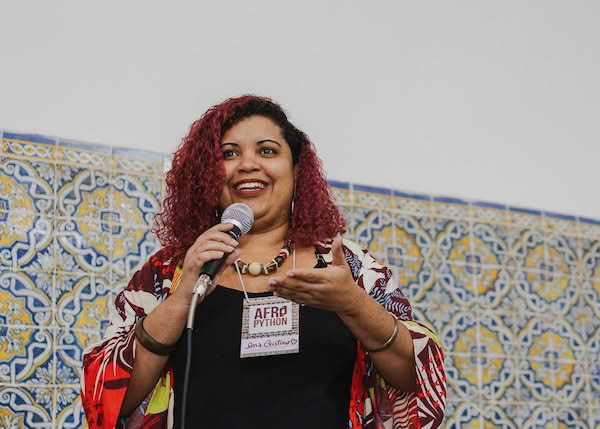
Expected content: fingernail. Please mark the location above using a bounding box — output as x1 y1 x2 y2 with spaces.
287 271 295 278
226 246 235 252
268 279 278 286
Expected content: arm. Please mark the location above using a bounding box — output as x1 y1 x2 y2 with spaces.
120 223 240 416
268 235 446 428
336 287 417 391
81 224 240 428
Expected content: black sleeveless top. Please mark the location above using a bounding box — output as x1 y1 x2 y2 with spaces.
172 259 357 429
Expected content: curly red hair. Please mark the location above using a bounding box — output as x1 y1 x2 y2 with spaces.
153 95 345 262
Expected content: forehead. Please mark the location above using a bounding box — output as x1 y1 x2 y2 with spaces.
222 115 284 143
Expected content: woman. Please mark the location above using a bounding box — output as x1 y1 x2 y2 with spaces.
81 95 446 429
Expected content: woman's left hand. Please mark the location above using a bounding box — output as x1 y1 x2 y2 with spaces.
268 234 364 315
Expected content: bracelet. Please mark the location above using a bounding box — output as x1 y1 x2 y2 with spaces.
365 312 399 353
135 316 177 356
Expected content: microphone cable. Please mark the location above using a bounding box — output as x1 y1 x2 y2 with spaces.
180 203 253 429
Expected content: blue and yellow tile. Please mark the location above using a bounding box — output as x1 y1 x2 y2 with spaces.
56 166 110 221
110 172 161 226
55 390 88 429
470 201 508 224
579 217 600 241
555 407 590 429
328 180 351 205
55 274 111 332
432 196 470 220
508 207 544 229
112 147 164 176
55 329 102 384
444 402 481 428
410 280 451 326
543 211 578 236
111 226 160 282
472 222 509 267
0 385 53 428
391 259 434 305
588 329 600 402
580 239 600 288
445 352 480 399
567 297 597 342
516 405 555 428
438 263 479 307
476 267 512 309
353 184 391 208
394 212 433 259
392 190 431 215
353 208 393 263
0 327 53 384
0 156 55 215
481 403 518 428
554 360 587 405
336 205 354 239
434 219 471 264
514 270 577 315
0 213 53 270
1 132 56 161
546 233 579 276
55 219 111 274
55 138 112 170
507 227 546 271
518 358 556 402
0 270 53 327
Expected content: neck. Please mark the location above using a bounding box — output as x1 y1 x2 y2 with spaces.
238 221 289 254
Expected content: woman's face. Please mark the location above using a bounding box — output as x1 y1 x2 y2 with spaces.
219 115 295 232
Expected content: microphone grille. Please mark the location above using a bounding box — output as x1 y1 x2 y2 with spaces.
221 203 254 235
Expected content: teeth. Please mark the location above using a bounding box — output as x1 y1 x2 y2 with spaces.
235 182 266 190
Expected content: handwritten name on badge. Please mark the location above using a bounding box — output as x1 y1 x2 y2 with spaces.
249 302 292 334
241 296 300 358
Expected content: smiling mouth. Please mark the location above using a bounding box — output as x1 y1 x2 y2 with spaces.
233 181 267 191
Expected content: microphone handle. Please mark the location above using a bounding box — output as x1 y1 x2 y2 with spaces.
200 224 242 279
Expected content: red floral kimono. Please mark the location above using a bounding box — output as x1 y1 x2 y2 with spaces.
81 239 446 428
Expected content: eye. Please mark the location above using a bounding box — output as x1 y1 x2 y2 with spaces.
259 147 278 156
222 149 238 159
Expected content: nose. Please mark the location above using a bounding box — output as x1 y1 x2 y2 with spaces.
237 151 260 173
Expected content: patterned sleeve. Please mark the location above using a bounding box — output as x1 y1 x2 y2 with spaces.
80 250 174 429
342 239 447 429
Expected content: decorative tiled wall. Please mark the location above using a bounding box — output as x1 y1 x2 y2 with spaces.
1 132 599 428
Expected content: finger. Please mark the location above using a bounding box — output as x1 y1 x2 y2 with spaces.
216 249 242 279
285 268 329 283
201 231 239 247
196 241 236 255
269 277 323 295
331 233 346 266
210 223 234 232
197 250 225 266
224 248 241 266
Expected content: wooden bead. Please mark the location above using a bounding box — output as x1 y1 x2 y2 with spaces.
248 262 262 276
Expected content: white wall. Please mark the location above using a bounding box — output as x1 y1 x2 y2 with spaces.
1 1 599 218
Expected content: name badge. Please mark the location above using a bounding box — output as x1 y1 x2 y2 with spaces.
240 296 299 358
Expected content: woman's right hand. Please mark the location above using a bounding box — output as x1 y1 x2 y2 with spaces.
171 223 241 307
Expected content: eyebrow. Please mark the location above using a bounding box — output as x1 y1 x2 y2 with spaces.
221 139 282 147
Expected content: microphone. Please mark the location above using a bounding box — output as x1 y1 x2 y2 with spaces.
186 203 254 329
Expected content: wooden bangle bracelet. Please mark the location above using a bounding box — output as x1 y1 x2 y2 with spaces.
135 316 177 356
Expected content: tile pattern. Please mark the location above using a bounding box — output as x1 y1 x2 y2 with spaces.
1 132 163 428
1 131 599 428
